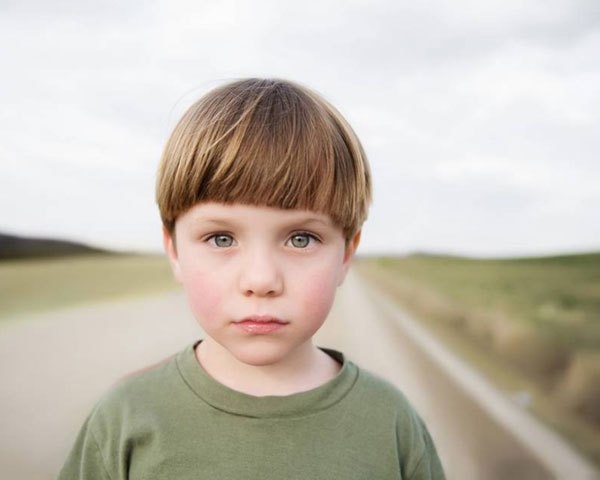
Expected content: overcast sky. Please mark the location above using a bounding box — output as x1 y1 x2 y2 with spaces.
1 0 599 257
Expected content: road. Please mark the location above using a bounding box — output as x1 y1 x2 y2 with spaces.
0 271 597 479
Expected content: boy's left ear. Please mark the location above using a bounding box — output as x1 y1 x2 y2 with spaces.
339 230 361 285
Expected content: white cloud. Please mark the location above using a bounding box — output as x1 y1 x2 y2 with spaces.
1 0 599 256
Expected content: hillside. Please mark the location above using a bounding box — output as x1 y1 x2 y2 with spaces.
0 232 107 260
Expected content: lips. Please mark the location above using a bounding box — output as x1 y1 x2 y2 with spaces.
233 316 289 334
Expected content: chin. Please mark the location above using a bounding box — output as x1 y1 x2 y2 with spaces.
230 341 299 367
233 351 287 367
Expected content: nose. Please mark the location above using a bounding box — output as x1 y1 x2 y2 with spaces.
238 247 283 297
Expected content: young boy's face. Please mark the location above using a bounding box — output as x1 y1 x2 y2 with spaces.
164 202 359 368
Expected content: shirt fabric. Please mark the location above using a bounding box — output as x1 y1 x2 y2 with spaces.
58 341 445 479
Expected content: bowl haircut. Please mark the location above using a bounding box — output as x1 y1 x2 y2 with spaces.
156 78 372 242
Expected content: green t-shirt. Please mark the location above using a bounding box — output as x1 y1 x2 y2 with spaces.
58 342 445 479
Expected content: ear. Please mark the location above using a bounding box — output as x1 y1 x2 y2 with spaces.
163 226 183 283
338 230 361 286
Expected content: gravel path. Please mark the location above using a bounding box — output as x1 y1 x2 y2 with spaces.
1 271 597 479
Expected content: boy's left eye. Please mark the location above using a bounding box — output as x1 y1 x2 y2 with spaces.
287 233 316 249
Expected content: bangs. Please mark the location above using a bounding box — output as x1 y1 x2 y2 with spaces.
157 79 370 239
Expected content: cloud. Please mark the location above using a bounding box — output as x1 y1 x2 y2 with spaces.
0 0 599 255
0 0 150 24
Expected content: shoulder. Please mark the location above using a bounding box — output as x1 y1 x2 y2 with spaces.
349 364 445 478
345 362 426 433
58 348 193 479
114 351 180 397
109 352 177 400
352 363 415 413
87 348 186 432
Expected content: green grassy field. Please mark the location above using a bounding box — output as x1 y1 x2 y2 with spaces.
355 252 600 466
0 253 178 322
359 253 600 352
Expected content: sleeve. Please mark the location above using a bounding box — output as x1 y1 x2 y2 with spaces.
405 420 446 480
57 413 114 480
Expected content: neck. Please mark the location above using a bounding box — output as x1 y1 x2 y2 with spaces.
195 339 341 396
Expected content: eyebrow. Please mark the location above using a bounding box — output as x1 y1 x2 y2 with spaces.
190 214 333 229
288 217 332 228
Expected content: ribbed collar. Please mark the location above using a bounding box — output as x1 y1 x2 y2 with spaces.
176 341 358 418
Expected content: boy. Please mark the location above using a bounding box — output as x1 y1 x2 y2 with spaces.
59 78 445 479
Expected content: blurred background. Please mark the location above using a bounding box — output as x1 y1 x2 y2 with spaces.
1 0 599 479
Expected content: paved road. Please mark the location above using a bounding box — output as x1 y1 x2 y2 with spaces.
1 271 597 479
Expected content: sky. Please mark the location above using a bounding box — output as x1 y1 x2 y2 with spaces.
1 0 599 257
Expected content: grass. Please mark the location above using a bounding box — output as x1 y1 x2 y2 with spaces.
355 252 600 467
0 253 178 323
359 253 600 352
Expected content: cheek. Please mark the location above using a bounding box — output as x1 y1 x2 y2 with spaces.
180 270 223 323
297 266 340 324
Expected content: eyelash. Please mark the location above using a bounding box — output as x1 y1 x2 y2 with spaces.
203 231 321 249
287 231 320 249
205 233 235 248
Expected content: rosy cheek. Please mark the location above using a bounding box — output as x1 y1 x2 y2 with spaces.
300 268 339 324
181 271 222 324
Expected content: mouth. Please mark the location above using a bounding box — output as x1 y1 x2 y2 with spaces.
233 316 289 335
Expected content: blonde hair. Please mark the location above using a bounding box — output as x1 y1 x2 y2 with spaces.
156 78 371 240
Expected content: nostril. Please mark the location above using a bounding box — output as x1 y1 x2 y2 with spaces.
244 288 278 297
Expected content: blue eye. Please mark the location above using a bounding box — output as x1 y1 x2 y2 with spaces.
210 234 234 248
289 233 313 248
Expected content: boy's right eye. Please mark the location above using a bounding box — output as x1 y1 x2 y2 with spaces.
207 234 235 248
